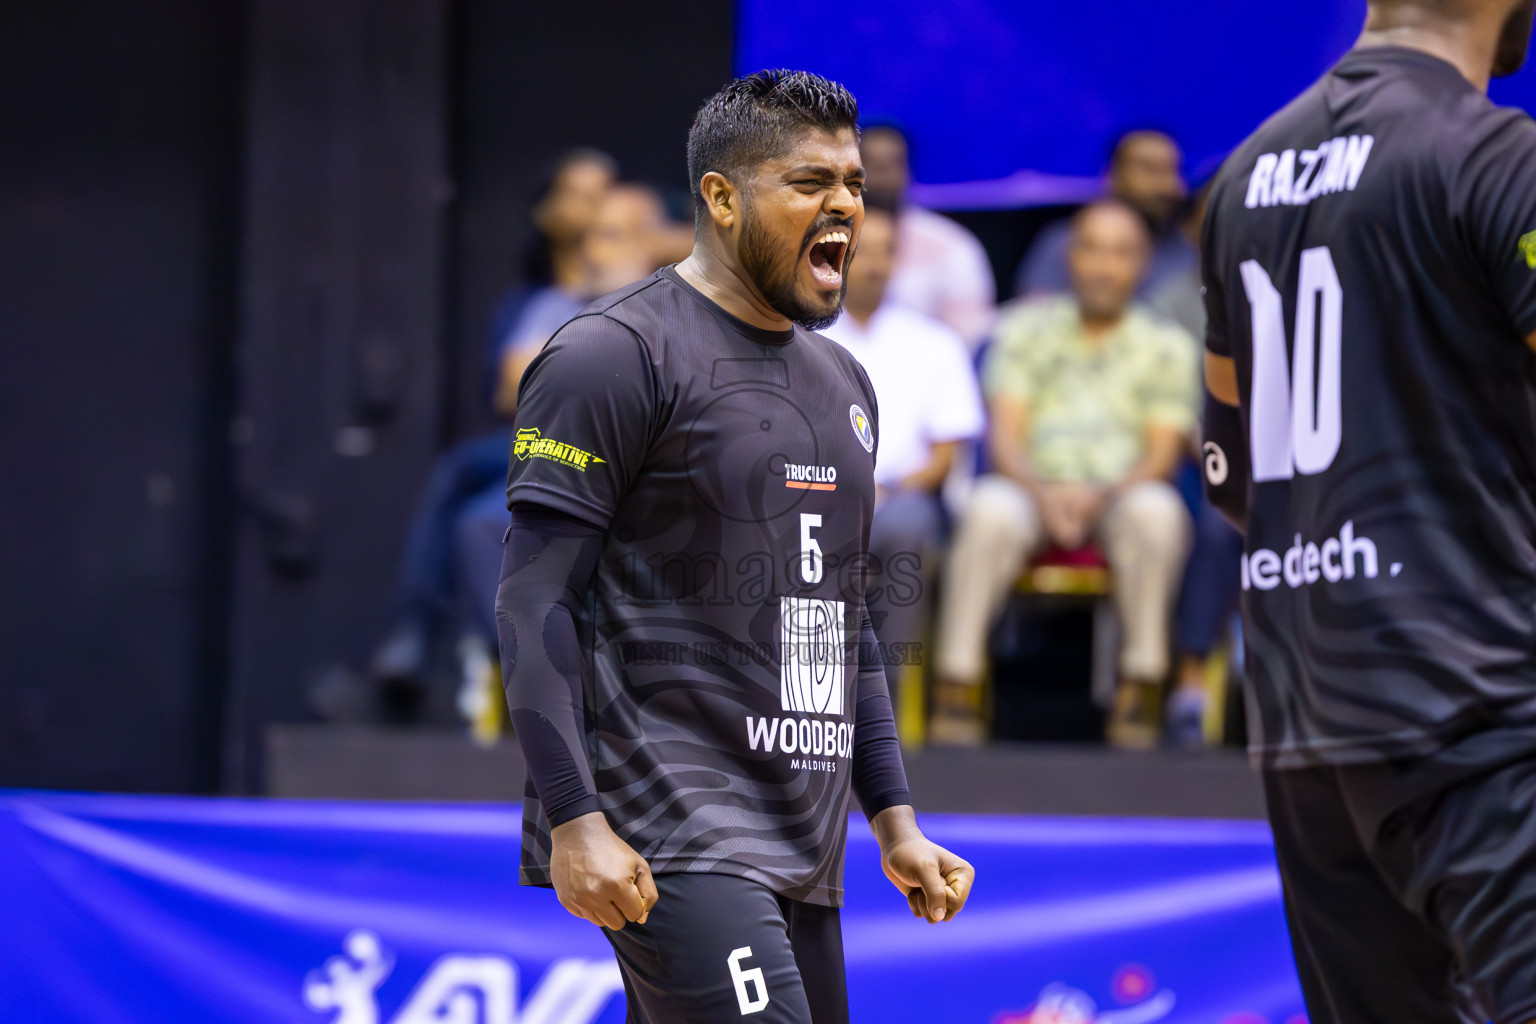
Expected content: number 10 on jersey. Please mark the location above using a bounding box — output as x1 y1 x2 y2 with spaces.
1240 245 1343 481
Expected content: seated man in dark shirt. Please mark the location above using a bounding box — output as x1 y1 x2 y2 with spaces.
1014 130 1192 302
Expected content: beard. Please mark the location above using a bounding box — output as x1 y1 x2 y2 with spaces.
1494 0 1536 77
1078 289 1131 323
738 200 849 331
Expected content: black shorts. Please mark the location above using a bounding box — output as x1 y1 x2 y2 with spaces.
1264 729 1536 1024
602 872 847 1024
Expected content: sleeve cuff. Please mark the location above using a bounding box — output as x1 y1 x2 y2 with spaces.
506 483 613 532
544 794 605 828
859 790 912 822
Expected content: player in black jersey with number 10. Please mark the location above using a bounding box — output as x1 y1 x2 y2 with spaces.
1202 0 1536 1020
494 71 973 1023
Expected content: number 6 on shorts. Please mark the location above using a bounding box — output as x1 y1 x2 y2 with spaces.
727 945 770 1015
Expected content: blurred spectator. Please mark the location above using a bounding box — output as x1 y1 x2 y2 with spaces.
821 195 985 693
860 123 996 347
488 150 620 416
493 183 668 414
454 184 672 645
1146 185 1209 338
933 200 1198 748
363 154 630 705
1150 185 1246 750
1013 130 1192 301
1167 496 1246 748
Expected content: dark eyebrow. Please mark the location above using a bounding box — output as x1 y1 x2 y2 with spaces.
784 164 866 179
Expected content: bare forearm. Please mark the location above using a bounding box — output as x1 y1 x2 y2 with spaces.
1205 352 1240 406
1117 456 1176 491
495 348 541 416
989 437 1042 494
896 442 958 494
1116 430 1184 493
870 803 923 849
551 809 618 845
987 398 1041 494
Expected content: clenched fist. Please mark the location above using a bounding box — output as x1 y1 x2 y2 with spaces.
549 812 659 931
870 805 975 923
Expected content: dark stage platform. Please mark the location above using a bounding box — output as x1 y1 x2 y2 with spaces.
266 726 1266 819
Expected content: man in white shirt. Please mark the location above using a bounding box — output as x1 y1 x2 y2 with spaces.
823 195 986 692
860 124 997 347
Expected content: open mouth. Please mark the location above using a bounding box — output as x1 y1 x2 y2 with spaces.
806 229 851 291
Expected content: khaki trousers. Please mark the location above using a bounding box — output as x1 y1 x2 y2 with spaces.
934 475 1192 685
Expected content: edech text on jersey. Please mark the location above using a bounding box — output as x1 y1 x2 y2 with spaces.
1244 135 1375 209
1241 520 1397 591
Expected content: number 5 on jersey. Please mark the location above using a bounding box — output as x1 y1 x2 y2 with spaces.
728 946 770 1015
799 513 822 585
1241 245 1343 480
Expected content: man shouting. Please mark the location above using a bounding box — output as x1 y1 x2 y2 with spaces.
495 69 974 1024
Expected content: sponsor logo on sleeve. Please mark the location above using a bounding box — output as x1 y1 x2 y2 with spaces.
1202 442 1228 486
1519 229 1536 270
513 428 604 472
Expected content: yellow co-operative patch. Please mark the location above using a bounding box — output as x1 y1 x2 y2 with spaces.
1520 229 1536 270
513 428 604 472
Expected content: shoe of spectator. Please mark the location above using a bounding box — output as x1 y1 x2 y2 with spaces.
928 679 985 746
365 620 433 726
308 664 375 723
1106 679 1161 751
308 662 426 726
1164 688 1207 751
371 619 431 685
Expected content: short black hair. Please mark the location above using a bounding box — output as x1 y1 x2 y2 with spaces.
520 147 618 282
540 148 618 199
860 119 909 146
1069 197 1153 247
686 69 859 216
1108 128 1179 169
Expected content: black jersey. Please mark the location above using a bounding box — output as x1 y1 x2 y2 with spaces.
1203 47 1536 767
505 266 881 905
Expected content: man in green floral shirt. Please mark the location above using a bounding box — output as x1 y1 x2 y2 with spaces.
933 199 1198 747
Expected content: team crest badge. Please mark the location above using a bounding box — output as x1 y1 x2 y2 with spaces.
849 404 874 453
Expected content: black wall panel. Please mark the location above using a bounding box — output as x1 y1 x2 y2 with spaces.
221 0 451 792
448 0 734 435
0 2 243 791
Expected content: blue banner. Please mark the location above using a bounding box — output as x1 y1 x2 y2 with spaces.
738 0 1536 191
0 793 1306 1023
